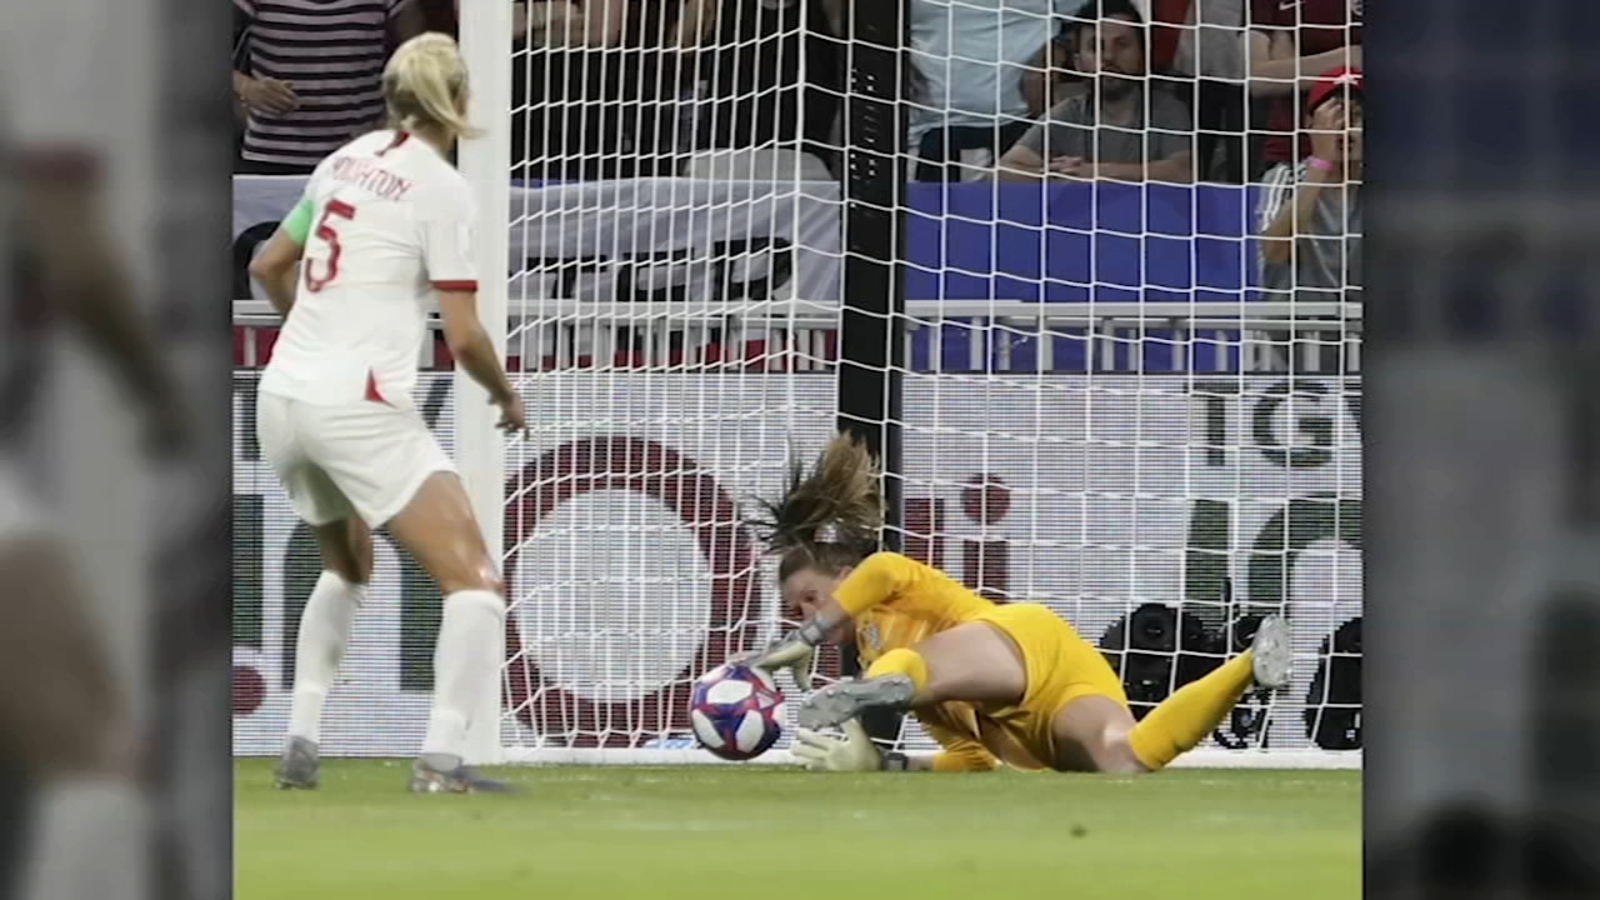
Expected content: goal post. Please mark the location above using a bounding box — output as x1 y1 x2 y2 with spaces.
456 0 514 765
834 0 910 744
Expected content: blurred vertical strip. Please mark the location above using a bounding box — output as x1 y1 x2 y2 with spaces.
1366 0 1600 896
150 0 236 897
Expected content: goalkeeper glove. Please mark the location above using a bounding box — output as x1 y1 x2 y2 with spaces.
735 622 825 692
791 720 910 772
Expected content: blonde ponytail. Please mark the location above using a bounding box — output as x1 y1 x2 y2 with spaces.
382 32 481 142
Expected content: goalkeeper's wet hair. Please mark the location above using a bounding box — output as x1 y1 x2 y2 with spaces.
383 32 481 143
751 433 883 581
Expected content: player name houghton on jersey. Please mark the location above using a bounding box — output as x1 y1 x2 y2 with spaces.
327 154 414 203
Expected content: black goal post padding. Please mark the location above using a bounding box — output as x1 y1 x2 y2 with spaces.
833 0 909 746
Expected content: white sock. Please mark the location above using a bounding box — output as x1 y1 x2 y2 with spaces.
21 778 146 900
286 571 365 746
421 590 505 764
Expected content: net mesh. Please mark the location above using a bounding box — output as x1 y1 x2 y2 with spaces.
230 0 1362 766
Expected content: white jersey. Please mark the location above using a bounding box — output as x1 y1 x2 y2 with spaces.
260 129 478 410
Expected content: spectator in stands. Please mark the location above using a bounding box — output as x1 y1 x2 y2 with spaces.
232 0 425 174
519 0 627 48
1255 66 1360 302
906 0 1065 182
1021 20 1080 119
1150 0 1247 181
513 0 838 182
997 0 1194 183
1023 0 1246 179
680 0 840 181
512 0 675 181
1245 0 1360 180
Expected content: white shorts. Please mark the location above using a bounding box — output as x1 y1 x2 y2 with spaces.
256 393 456 528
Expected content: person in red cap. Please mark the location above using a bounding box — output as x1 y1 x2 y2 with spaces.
1253 65 1362 369
1246 0 1361 178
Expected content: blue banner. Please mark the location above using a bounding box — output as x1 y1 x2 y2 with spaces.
235 177 1276 371
906 182 1260 304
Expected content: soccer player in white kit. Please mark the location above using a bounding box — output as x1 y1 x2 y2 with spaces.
247 33 525 794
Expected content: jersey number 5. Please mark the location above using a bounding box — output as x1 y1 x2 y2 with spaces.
304 200 357 293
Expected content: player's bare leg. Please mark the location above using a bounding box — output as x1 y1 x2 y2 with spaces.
275 518 374 790
0 538 145 900
796 622 1028 730
384 471 511 794
1063 615 1296 774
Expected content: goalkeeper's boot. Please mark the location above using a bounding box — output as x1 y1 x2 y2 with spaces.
1249 615 1293 691
273 737 320 790
797 675 916 731
408 756 514 795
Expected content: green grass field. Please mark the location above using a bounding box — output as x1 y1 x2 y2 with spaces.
235 760 1360 899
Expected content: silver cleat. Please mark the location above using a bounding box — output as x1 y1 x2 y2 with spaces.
408 757 514 795
1250 615 1293 690
796 674 917 730
273 737 320 790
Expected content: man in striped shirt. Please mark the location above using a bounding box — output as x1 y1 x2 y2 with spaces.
233 0 425 173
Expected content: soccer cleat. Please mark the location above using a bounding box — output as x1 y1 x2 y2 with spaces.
796 674 916 731
273 737 320 790
407 758 514 795
1249 615 1293 691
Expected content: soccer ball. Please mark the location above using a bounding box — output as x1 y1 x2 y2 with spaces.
689 664 785 761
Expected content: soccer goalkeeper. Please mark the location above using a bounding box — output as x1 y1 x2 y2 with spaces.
743 434 1291 774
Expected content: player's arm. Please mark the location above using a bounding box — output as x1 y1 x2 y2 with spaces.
247 196 312 316
437 289 517 414
22 153 185 452
422 187 521 426
745 552 922 671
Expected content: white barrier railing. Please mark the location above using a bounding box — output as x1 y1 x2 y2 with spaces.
231 299 1362 373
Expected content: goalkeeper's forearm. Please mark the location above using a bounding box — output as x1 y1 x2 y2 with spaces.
749 605 844 671
758 554 915 668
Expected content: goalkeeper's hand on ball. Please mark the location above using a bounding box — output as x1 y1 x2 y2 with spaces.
735 622 825 692
792 719 906 772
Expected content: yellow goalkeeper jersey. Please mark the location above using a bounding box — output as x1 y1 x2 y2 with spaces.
834 552 1050 772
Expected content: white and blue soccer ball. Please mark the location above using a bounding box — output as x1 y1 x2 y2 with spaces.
689 663 786 761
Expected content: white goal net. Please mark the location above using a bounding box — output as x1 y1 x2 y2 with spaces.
230 0 1362 770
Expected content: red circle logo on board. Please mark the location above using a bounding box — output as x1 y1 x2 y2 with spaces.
500 436 761 748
